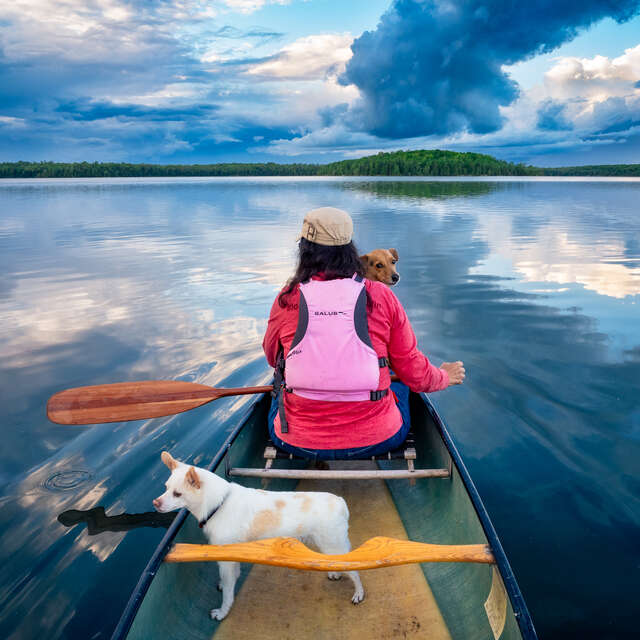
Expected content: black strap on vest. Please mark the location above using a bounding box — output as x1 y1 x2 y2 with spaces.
272 348 289 433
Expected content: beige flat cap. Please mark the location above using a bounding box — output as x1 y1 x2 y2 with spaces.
298 207 354 246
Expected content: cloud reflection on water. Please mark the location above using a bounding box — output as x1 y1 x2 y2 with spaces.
471 216 640 299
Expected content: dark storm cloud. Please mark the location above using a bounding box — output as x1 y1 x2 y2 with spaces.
318 103 349 128
590 96 640 135
55 99 219 122
339 0 640 139
537 100 574 131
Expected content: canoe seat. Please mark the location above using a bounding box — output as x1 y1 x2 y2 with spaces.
263 430 418 461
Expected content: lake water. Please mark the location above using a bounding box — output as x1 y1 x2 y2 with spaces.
0 177 638 639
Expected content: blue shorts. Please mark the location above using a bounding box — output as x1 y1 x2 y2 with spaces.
267 380 411 460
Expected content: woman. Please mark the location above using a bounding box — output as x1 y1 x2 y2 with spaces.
262 207 465 459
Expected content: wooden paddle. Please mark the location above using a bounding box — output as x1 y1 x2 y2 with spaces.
165 536 495 569
46 380 276 425
47 376 401 425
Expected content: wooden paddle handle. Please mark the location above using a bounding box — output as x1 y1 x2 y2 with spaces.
164 536 495 570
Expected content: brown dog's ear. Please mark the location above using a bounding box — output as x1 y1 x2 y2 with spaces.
389 248 398 261
186 467 201 489
161 451 178 471
359 253 369 265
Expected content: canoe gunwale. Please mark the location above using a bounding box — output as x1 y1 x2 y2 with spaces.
110 393 264 640
418 392 538 640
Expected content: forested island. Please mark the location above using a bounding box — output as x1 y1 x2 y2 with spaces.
2 149 639 178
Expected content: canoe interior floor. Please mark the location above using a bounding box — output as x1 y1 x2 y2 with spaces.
213 461 452 640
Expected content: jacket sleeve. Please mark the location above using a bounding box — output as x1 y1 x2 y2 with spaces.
262 295 284 368
386 294 449 393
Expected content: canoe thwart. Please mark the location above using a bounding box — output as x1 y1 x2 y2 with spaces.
164 536 495 570
228 467 451 480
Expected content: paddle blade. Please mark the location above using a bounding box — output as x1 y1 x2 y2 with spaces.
47 380 221 425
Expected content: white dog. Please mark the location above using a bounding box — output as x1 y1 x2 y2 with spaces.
153 451 364 621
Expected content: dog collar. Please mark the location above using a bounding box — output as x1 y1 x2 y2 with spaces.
198 491 229 529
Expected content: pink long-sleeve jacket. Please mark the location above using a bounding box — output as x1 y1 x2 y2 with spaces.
262 276 449 449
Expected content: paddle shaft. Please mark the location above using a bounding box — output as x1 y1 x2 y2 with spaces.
47 376 400 425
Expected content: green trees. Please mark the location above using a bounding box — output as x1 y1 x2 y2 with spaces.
1 152 637 178
0 161 319 178
319 149 538 176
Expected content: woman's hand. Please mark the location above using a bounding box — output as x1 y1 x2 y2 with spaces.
440 361 465 386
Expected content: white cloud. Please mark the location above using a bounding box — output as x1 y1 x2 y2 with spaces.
117 83 209 107
0 0 150 62
0 116 27 128
223 0 290 13
259 123 381 156
205 36 360 135
534 45 640 136
543 45 640 102
246 33 354 80
0 1 283 64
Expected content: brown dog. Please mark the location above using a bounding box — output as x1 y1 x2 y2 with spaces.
360 248 400 286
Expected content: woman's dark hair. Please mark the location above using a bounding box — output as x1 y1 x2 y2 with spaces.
278 238 365 307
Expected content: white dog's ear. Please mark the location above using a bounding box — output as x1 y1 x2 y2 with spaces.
389 248 398 261
186 467 201 489
161 451 178 470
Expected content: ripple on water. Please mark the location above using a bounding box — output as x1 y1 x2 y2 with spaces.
43 470 93 492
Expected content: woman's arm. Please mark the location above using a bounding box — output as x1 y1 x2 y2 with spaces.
385 293 463 392
262 297 283 368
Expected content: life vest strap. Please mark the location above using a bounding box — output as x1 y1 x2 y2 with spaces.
273 349 289 433
370 388 389 401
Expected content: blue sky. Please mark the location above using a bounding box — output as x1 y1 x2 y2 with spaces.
1 0 640 166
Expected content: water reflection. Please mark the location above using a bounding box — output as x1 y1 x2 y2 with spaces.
0 178 638 639
58 507 176 535
346 179 498 200
471 216 640 299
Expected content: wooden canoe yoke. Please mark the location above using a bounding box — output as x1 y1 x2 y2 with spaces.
164 536 495 570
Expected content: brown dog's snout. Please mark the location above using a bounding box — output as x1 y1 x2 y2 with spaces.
391 273 400 283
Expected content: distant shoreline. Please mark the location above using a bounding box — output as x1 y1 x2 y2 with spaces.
2 150 640 178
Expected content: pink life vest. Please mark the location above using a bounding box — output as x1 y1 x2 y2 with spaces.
283 275 385 402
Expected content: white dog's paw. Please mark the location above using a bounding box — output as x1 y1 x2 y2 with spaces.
351 589 365 605
327 572 342 581
210 608 229 621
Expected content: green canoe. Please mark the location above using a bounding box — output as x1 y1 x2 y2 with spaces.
112 391 537 640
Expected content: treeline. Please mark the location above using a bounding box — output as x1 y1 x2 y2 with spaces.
1 150 638 178
0 160 318 178
542 164 640 177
